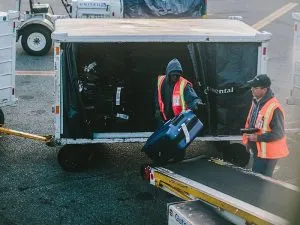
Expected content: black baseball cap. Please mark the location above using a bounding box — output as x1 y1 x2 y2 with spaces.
246 74 271 88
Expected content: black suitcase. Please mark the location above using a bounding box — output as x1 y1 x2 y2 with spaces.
142 110 203 164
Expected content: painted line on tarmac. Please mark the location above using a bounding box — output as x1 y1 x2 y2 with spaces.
252 2 298 30
16 70 55 76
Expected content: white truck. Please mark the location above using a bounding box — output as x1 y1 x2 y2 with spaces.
51 17 271 171
0 11 18 125
287 13 300 107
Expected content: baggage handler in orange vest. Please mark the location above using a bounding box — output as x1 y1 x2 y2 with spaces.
154 58 203 127
242 74 289 177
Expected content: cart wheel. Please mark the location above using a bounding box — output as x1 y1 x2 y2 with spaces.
21 25 52 56
0 108 4 126
57 144 93 172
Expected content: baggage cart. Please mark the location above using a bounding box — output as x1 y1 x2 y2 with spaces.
49 18 272 170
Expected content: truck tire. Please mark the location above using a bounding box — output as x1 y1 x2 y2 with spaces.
21 25 52 56
0 108 4 125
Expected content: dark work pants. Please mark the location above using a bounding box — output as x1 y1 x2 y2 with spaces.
252 154 278 177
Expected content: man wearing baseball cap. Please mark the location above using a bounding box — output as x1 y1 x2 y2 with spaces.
242 74 289 177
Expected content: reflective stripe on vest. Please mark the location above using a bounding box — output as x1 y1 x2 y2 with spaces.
242 102 254 145
157 75 191 120
260 102 277 158
179 79 187 111
157 75 167 120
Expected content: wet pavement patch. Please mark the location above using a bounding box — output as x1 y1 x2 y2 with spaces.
39 197 53 205
117 196 131 202
19 95 34 100
18 186 29 191
135 192 154 201
31 109 46 115
21 80 31 85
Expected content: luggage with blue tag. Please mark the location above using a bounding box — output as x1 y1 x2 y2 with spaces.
142 110 203 164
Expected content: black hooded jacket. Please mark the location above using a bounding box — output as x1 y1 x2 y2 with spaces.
247 88 285 152
155 58 201 123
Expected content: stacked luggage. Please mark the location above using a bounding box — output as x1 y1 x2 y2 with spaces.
78 62 131 131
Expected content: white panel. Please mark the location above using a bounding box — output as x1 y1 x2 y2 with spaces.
0 22 11 35
295 62 300 75
0 48 12 62
0 88 12 105
0 74 12 86
295 75 300 87
0 35 12 49
53 18 271 42
0 61 12 74
294 49 300 62
296 38 300 49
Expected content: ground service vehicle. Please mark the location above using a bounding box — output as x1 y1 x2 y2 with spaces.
50 17 271 171
0 11 18 125
15 0 123 56
287 12 300 107
15 0 64 56
15 0 207 56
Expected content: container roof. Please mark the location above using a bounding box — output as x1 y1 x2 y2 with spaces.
52 18 271 43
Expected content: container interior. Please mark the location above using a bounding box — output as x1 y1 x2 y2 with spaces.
60 42 259 138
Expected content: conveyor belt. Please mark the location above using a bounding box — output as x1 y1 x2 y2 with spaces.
162 158 300 221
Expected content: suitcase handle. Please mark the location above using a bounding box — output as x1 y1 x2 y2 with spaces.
176 116 199 142
172 113 185 127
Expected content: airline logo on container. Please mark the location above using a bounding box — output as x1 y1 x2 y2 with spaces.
78 0 110 9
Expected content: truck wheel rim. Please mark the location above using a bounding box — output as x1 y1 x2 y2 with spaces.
27 32 47 52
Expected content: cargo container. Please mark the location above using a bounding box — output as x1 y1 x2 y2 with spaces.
51 18 271 170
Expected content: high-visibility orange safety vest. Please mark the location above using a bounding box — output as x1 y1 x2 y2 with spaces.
157 75 191 121
242 97 289 159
